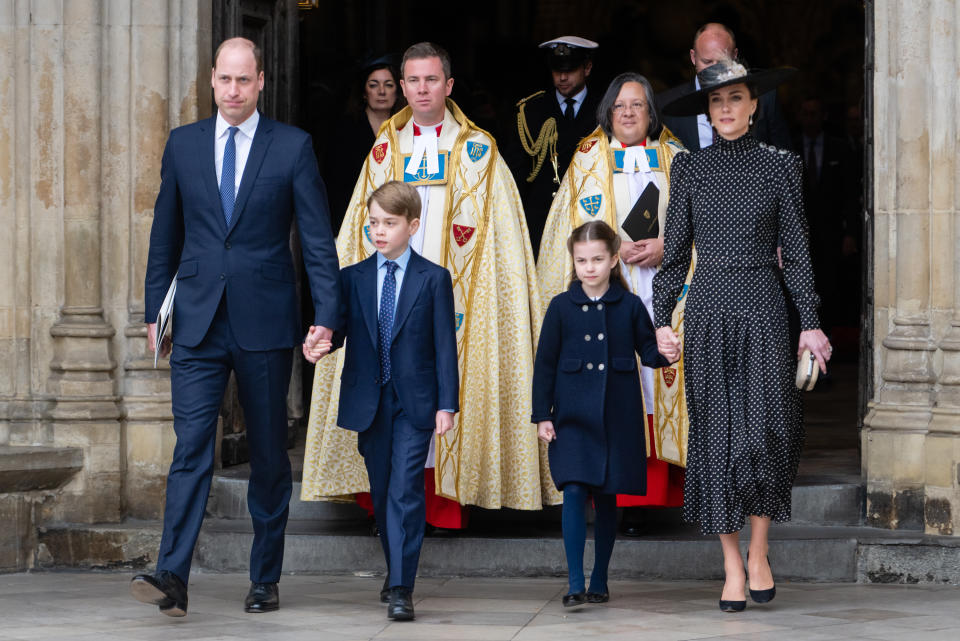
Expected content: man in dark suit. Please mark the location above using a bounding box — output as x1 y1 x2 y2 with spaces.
506 36 601 256
132 37 340 617
306 181 459 621
657 22 792 151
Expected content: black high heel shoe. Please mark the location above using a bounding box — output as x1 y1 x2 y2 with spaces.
747 553 776 604
718 598 746 613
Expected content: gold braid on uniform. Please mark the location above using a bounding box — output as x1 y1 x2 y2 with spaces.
516 91 558 184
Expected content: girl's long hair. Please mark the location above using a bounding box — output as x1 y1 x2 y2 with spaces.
567 220 630 290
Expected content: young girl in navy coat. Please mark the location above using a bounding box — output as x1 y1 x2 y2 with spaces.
532 220 670 607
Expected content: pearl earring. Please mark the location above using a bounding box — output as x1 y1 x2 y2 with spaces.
749 114 754 126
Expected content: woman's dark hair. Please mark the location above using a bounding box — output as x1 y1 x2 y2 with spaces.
596 72 662 141
346 63 404 116
566 220 630 290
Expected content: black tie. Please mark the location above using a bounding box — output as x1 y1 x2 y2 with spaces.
564 98 576 121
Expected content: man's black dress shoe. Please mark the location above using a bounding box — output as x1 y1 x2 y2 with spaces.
585 590 609 603
387 586 415 621
562 591 586 607
380 576 390 604
244 582 279 613
130 570 188 617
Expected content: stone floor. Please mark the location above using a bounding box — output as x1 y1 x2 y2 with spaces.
1 572 959 641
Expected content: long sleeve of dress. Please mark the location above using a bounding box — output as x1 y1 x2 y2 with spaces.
653 152 694 328
531 297 562 423
777 154 821 330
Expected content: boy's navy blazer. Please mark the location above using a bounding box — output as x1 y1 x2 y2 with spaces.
143 115 340 350
334 250 460 432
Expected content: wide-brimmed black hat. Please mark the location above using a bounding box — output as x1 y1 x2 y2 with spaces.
662 60 796 117
358 52 400 77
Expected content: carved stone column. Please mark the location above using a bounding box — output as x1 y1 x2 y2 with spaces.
863 0 937 531
41 1 122 524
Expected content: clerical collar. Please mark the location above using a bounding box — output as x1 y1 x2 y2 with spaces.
412 121 442 136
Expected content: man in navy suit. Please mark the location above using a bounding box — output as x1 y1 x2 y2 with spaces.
657 22 792 152
132 37 340 617
305 181 459 621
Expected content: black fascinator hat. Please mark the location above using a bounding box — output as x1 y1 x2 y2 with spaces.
662 59 796 117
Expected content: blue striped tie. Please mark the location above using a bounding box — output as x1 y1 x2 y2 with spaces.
378 261 399 385
220 126 239 225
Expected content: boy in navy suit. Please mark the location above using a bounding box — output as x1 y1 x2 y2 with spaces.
305 181 459 621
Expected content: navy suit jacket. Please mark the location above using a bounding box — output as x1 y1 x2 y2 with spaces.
657 79 793 152
334 251 459 432
144 114 340 351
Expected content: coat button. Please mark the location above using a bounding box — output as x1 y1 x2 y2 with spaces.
586 362 594 370
582 305 588 312
219 273 225 280
584 334 591 341
597 303 604 310
598 363 605 371
224 241 231 249
598 333 605 340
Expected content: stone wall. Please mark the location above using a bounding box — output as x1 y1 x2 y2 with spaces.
864 0 960 535
0 0 211 530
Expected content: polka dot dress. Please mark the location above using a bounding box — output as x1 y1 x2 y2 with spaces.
652 133 820 536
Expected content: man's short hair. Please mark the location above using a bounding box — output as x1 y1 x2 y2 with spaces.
401 42 452 80
214 37 263 74
692 22 737 51
367 181 422 221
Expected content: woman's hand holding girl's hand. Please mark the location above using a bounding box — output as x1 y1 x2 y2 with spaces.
798 329 832 374
656 326 681 363
537 420 556 443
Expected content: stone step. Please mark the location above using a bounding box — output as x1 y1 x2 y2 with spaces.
39 519 951 583
205 472 865 527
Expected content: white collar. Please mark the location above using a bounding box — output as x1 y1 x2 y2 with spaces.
216 110 259 139
556 85 588 108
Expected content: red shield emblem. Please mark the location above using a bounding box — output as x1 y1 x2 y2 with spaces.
579 139 597 154
662 367 677 387
453 224 476 247
372 142 388 164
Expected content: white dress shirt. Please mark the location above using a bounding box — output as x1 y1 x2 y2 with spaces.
556 86 588 118
215 110 260 197
694 77 714 149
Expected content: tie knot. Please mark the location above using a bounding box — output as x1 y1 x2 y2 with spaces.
385 260 399 275
565 98 576 106
228 126 238 137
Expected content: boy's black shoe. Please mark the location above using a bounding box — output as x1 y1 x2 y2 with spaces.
244 582 279 613
130 570 188 617
387 587 415 620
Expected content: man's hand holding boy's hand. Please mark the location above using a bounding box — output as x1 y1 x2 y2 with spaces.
302 325 333 363
435 410 454 436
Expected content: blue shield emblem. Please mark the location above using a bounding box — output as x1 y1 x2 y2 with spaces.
579 195 602 217
455 312 464 331
402 152 448 185
363 225 372 243
466 141 489 162
645 148 660 169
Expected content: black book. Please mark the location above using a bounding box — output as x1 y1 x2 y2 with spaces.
621 182 660 241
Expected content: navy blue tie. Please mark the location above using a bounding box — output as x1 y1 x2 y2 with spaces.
378 261 399 385
220 126 239 225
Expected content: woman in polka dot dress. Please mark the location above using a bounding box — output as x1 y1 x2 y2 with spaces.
653 60 832 612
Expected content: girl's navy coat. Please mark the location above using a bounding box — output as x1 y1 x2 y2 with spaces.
532 280 668 494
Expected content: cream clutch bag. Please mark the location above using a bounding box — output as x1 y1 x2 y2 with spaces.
795 349 819 391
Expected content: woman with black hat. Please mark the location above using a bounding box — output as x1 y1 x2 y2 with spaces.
324 54 404 233
652 60 832 612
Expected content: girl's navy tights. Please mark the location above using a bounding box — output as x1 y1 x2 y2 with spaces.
561 482 617 594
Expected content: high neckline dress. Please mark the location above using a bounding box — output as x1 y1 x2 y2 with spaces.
652 132 821 535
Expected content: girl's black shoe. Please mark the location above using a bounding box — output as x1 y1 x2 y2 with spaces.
719 599 747 613
562 591 586 607
585 591 609 603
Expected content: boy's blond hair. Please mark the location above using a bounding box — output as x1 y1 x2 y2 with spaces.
367 181 422 221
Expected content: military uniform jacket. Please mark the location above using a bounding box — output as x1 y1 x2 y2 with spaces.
532 280 668 494
506 88 601 255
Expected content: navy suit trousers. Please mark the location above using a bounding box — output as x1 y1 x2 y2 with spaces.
158 297 293 585
357 383 433 590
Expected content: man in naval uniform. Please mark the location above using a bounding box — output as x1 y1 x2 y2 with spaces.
656 23 792 152
302 42 558 536
506 36 600 257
